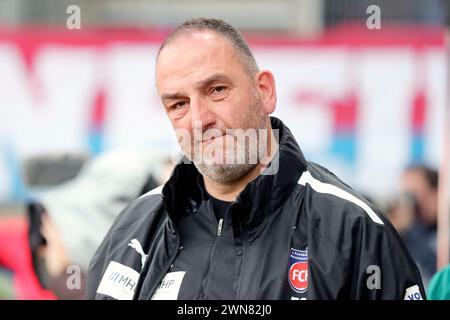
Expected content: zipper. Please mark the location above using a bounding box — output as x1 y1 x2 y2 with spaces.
234 207 246 300
199 201 226 299
217 218 224 236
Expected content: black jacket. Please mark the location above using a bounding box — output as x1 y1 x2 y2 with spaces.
87 117 426 300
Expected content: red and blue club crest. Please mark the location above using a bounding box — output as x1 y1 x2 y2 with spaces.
289 248 308 294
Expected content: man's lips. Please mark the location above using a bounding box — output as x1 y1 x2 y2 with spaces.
201 135 220 146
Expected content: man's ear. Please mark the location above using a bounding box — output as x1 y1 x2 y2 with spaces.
254 70 277 114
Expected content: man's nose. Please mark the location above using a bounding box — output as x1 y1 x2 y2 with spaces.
190 97 216 131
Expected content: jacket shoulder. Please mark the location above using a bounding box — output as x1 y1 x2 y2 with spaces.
86 185 166 299
295 162 425 299
298 161 386 228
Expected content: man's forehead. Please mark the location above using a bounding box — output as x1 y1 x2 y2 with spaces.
156 30 239 79
159 30 228 55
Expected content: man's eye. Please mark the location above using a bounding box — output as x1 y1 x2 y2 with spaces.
211 86 227 95
171 101 187 109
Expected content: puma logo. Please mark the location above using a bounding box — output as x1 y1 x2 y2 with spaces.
128 239 148 270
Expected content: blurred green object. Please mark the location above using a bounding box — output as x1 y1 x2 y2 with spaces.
0 267 15 299
428 264 450 300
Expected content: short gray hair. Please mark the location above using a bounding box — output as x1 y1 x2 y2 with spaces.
157 18 259 76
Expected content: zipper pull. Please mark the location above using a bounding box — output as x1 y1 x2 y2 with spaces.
217 218 223 236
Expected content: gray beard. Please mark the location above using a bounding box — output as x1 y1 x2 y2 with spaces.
189 93 269 184
195 162 258 184
194 123 269 184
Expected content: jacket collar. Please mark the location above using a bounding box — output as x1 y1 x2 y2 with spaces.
162 116 307 229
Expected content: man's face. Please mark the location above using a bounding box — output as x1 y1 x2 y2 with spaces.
156 31 270 183
401 169 437 225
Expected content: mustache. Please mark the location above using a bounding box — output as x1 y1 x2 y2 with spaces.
199 128 226 143
175 125 268 145
175 127 227 144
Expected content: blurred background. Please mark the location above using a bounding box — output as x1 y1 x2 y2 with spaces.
0 0 449 299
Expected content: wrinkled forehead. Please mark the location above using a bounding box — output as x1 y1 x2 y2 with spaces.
155 31 245 89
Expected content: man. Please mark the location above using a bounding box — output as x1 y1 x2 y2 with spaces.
399 165 439 286
87 18 425 300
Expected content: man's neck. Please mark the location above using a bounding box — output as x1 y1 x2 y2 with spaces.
203 127 279 202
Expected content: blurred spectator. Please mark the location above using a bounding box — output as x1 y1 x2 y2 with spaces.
385 193 415 235
388 165 439 287
428 264 450 299
26 149 172 299
0 216 55 299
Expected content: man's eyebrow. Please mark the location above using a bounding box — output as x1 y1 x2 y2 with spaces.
161 92 186 100
195 73 232 89
161 74 232 100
